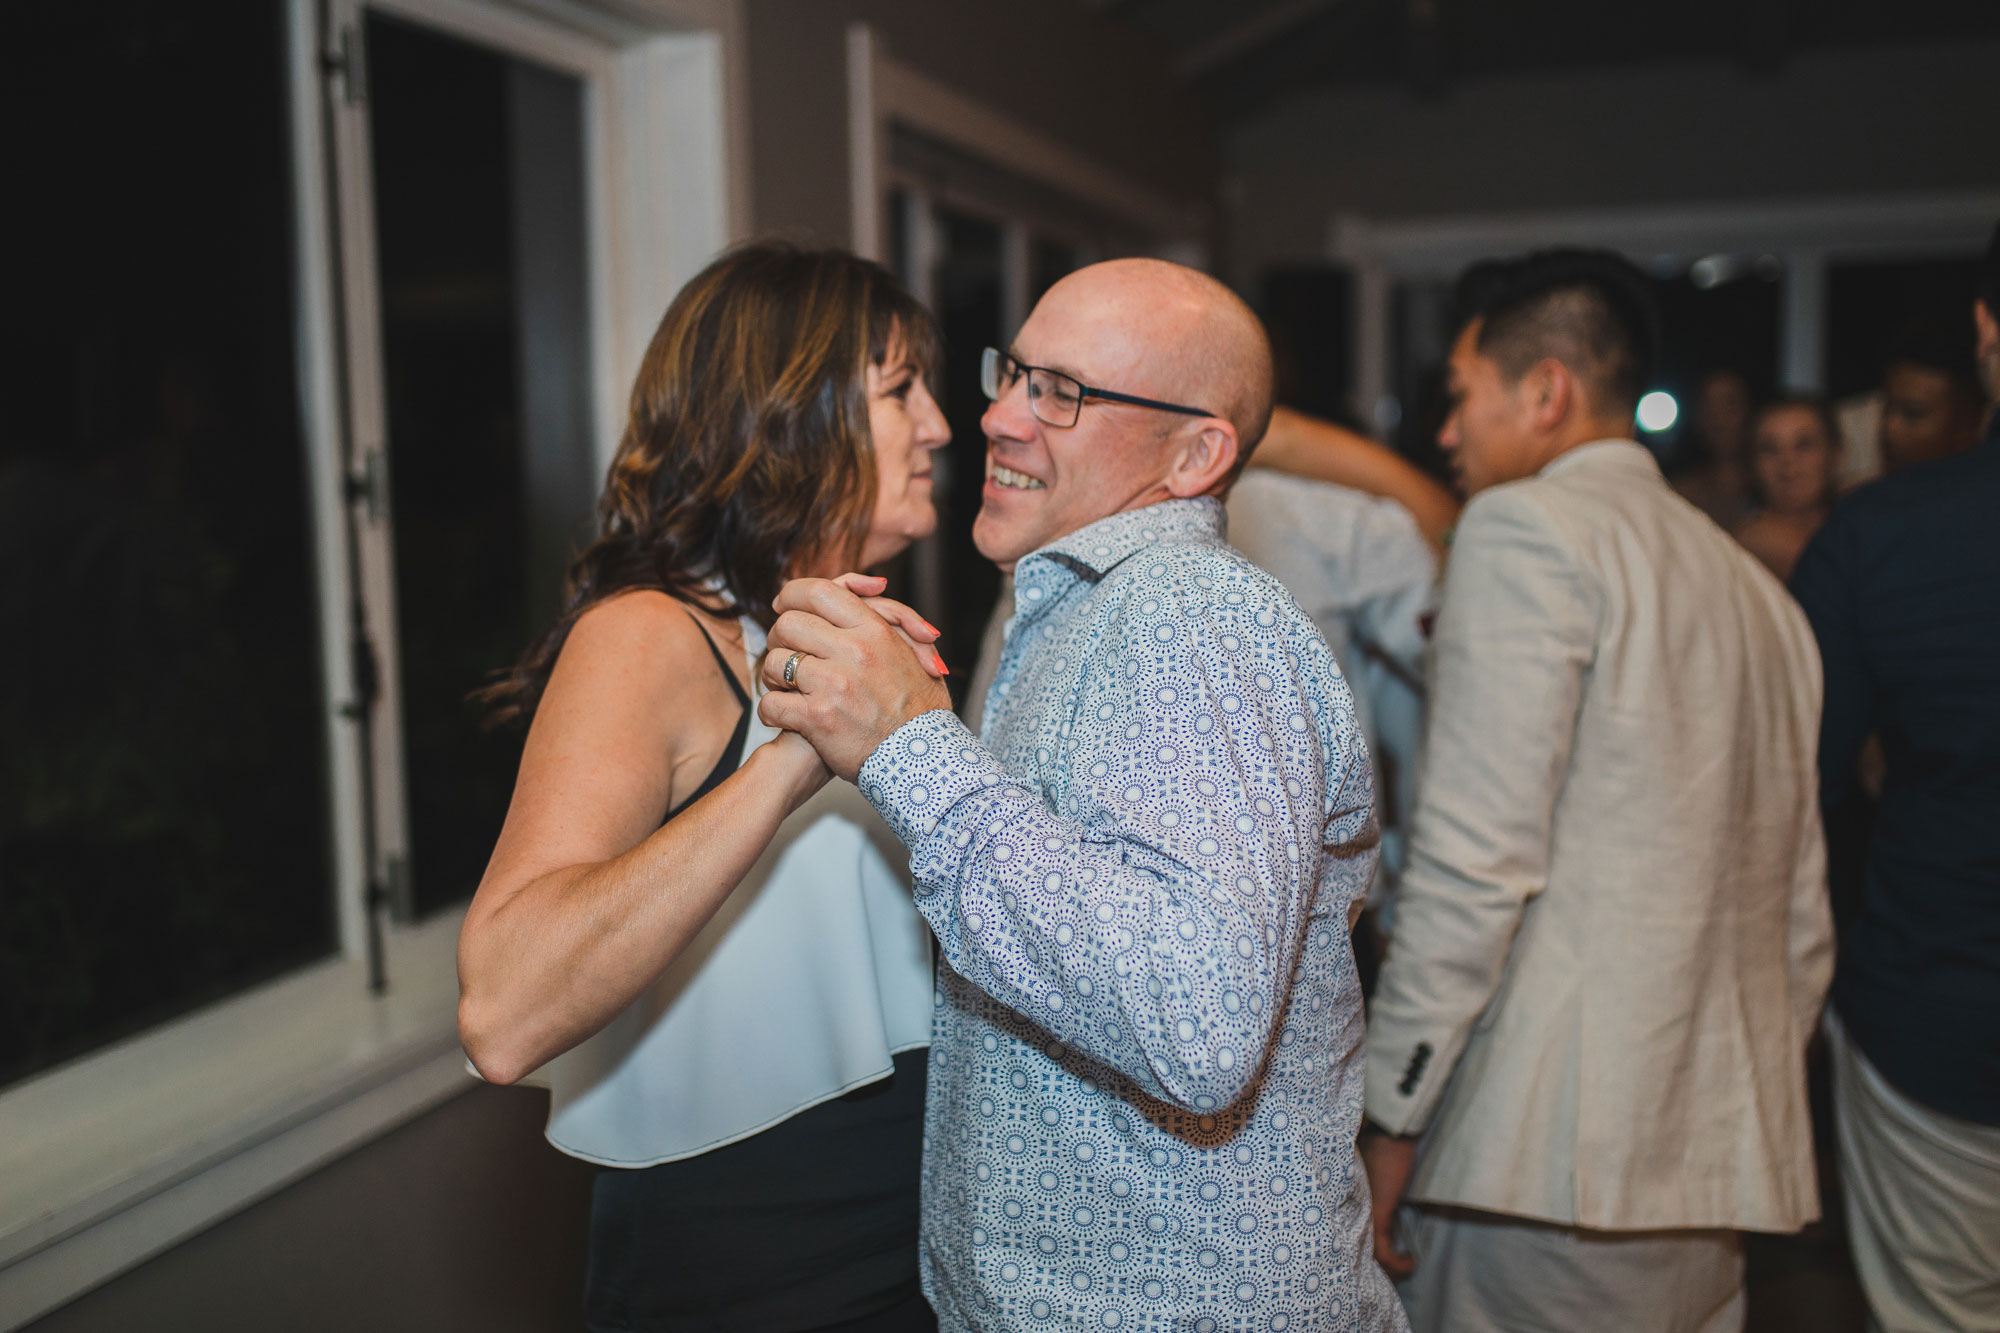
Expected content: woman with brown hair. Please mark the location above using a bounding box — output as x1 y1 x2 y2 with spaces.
1734 393 1842 583
457 243 949 1332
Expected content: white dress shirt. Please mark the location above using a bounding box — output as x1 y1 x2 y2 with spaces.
1225 472 1436 916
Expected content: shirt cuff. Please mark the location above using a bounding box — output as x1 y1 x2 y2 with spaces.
856 709 1009 857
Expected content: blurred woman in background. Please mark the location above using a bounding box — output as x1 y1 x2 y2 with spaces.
1673 367 1757 529
1735 394 1842 582
457 243 949 1333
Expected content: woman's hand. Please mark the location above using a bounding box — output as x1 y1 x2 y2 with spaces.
831 572 948 678
756 726 834 815
760 577 954 782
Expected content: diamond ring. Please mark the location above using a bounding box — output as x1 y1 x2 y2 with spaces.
781 650 804 689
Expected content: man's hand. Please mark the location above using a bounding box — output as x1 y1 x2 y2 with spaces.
760 576 953 782
1358 1128 1418 1280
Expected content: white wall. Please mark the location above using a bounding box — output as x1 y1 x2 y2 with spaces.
1222 37 2000 288
745 0 1212 247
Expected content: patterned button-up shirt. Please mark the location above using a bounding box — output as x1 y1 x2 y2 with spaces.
859 499 1405 1332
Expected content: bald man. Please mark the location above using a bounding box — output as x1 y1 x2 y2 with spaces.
763 259 1407 1331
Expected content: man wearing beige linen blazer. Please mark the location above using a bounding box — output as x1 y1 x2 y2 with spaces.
1360 251 1833 1333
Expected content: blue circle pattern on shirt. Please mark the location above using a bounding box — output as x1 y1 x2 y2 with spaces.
860 501 1405 1331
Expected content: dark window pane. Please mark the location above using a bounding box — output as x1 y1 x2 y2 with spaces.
1387 276 1458 482
1029 236 1077 309
1261 264 1355 427
1646 265 1782 468
931 211 1006 705
1827 257 1984 401
0 0 334 1085
365 16 595 916
1652 266 1782 397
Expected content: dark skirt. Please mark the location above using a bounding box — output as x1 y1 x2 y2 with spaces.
584 1048 932 1333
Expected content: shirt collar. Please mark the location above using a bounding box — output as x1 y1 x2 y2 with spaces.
1012 497 1225 622
1539 437 1660 480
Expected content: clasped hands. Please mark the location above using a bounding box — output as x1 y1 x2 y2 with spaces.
757 574 954 783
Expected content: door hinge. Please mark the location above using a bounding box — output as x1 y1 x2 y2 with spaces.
345 446 388 522
321 21 366 107
339 622 381 720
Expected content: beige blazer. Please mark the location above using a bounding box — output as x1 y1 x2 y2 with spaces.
1365 440 1833 1233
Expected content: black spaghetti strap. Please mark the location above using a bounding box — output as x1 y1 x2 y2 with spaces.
684 611 751 708
663 608 753 824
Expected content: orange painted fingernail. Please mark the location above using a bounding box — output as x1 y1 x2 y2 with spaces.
933 651 949 675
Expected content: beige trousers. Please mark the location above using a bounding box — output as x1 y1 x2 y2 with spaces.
1393 1204 1744 1333
1827 1011 2000 1333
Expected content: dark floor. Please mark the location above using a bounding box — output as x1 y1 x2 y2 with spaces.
1747 1222 1869 1333
28 1083 595 1333
1744 1039 1870 1333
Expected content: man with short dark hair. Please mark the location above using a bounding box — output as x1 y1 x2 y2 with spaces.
1877 320 1987 472
1789 222 2000 1333
1360 250 1833 1331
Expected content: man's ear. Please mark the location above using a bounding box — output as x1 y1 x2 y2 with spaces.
1524 358 1575 433
1976 299 1999 357
1166 420 1241 498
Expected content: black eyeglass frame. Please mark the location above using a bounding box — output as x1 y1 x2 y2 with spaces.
981 346 1216 429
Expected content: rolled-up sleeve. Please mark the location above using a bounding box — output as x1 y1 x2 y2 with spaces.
1365 487 1594 1134
860 571 1374 1114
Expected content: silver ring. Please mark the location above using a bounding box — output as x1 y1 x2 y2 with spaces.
781 650 804 689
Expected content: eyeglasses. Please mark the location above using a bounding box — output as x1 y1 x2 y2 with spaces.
980 346 1216 430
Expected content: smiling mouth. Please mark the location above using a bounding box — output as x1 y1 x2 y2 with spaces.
987 458 1046 490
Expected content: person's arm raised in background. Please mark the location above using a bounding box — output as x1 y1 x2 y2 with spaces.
1254 405 1462 555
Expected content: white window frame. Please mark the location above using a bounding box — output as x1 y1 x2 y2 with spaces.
1330 189 2000 432
0 2 740 1326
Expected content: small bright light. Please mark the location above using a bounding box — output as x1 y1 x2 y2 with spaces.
1636 390 1679 434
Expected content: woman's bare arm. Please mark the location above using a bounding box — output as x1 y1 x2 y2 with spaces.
456 592 829 1086
1252 406 1461 555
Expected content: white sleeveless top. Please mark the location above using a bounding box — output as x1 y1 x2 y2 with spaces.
532 617 935 1168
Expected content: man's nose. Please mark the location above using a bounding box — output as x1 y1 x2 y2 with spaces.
1437 411 1460 451
982 380 1035 442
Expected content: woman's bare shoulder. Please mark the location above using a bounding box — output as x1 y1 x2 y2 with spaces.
571 586 705 640
542 590 725 718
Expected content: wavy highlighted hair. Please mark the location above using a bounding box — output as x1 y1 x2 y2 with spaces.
480 242 940 728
